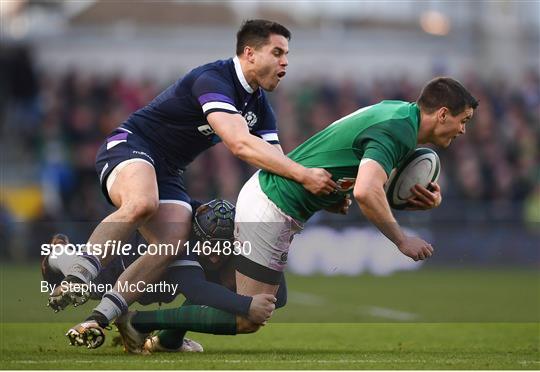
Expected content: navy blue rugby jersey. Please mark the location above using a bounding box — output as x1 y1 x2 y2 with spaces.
121 56 280 169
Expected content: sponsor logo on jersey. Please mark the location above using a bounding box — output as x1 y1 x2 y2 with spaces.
197 124 215 136
336 177 356 192
197 124 222 144
279 252 288 264
132 150 154 164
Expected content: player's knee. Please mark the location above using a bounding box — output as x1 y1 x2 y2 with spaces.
236 317 261 334
120 198 159 223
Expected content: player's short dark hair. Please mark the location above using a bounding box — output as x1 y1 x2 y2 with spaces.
417 77 479 116
236 19 291 56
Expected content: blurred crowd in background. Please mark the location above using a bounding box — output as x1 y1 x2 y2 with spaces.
1 46 539 261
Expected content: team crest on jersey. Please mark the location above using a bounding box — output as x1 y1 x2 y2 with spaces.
244 111 258 128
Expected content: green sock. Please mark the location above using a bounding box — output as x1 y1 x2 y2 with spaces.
132 305 237 335
154 300 189 350
155 329 187 350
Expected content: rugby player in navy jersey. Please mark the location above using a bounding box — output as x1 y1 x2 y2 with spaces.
42 200 286 351
49 19 335 337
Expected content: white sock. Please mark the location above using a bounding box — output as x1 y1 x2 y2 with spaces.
47 247 79 276
64 253 102 283
94 290 128 322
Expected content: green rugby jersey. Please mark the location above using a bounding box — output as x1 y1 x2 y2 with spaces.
259 100 420 222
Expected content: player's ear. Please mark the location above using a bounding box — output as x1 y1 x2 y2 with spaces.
437 107 448 124
244 46 256 63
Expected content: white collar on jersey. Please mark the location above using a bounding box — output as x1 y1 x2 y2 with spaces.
233 56 255 94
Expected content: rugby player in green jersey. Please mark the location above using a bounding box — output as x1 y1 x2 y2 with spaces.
233 77 478 329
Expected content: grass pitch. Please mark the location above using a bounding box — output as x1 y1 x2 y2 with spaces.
1 323 538 370
1 265 539 369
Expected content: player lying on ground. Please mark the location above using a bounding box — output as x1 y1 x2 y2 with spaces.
228 77 479 326
42 200 285 351
48 20 336 332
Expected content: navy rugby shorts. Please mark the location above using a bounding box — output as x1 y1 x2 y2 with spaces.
95 127 191 209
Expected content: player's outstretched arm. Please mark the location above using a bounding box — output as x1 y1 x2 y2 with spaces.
353 160 434 261
208 112 337 196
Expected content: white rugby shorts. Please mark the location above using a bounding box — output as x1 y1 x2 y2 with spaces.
234 171 303 272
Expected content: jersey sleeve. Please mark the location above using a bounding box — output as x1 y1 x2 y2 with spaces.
353 120 416 176
192 71 239 117
253 93 280 145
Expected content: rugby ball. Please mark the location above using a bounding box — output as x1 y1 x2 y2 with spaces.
384 148 440 210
